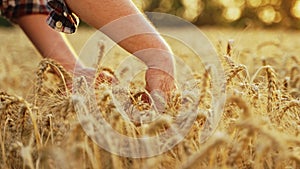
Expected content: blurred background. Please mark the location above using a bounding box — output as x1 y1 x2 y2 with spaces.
131 0 300 28
1 0 300 28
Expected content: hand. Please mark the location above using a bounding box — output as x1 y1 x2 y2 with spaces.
145 68 176 97
144 68 176 112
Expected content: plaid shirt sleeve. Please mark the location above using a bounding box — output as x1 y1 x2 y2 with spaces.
46 0 79 34
0 0 50 22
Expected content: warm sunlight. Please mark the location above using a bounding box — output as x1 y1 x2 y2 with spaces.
131 0 300 25
258 6 277 24
291 0 300 19
1 0 300 168
223 7 242 21
218 0 244 21
248 0 262 8
181 0 203 22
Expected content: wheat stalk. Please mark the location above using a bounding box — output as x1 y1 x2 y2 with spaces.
278 100 300 120
226 96 250 119
290 66 300 81
0 91 42 168
257 41 280 54
226 64 249 85
3 28 300 169
265 65 279 114
291 75 300 88
181 133 228 169
291 56 300 65
35 58 72 98
227 39 235 57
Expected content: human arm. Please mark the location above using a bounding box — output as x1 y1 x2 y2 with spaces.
15 14 116 84
64 0 176 97
15 14 81 72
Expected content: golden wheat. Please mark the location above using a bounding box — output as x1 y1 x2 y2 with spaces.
1 28 300 169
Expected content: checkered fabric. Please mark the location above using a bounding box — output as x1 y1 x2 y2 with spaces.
0 0 50 22
46 0 79 34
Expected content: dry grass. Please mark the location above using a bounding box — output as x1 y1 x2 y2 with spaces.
0 27 299 169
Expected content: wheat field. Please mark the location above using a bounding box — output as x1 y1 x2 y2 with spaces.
0 26 299 169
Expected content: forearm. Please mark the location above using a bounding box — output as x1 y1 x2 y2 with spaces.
16 14 83 72
65 0 175 76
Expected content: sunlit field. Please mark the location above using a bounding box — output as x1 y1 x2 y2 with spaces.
0 26 299 168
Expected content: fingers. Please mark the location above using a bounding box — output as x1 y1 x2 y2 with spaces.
144 68 177 112
145 68 176 99
63 66 175 113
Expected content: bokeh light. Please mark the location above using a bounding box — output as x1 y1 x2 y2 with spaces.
291 0 300 19
223 7 242 21
258 6 276 24
218 0 245 7
218 0 244 22
155 0 174 12
248 0 262 8
270 0 281 6
129 0 300 27
180 0 203 22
